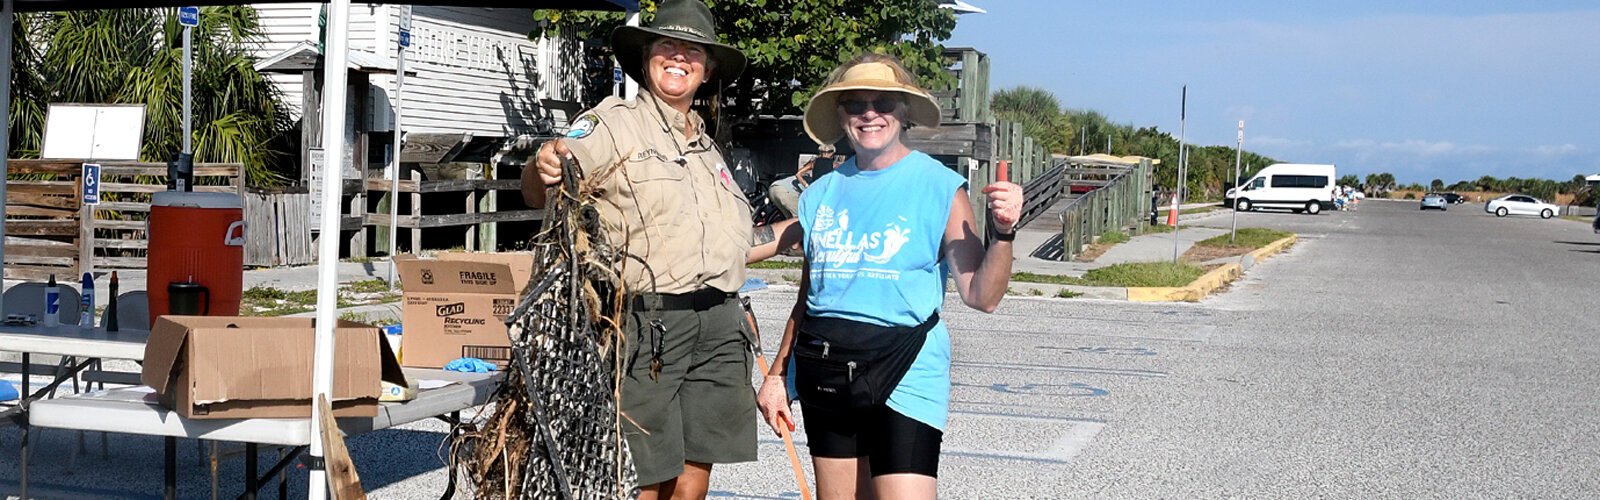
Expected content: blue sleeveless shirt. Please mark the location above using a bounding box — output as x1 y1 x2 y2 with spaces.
797 151 967 430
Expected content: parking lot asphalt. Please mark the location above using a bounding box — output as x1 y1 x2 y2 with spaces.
3 198 1598 498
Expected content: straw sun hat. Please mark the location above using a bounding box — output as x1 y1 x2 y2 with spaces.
610 0 746 96
803 61 942 146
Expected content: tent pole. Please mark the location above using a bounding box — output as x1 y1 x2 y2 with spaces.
623 7 640 99
0 0 12 295
310 1 352 499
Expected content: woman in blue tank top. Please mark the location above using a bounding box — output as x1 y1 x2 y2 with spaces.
754 53 1024 499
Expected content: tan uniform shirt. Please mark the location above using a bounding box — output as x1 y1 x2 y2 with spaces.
562 91 752 295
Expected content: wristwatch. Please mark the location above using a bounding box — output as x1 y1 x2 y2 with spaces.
990 225 1016 242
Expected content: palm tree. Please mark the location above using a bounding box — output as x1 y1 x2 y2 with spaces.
993 86 1070 154
9 7 293 185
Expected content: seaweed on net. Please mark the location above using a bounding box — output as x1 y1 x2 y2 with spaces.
452 157 639 500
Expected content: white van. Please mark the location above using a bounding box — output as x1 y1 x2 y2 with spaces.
1224 163 1337 214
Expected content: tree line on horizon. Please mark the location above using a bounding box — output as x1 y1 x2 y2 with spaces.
1340 173 1594 205
992 85 1593 205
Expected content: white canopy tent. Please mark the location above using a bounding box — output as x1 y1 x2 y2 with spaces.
0 0 637 497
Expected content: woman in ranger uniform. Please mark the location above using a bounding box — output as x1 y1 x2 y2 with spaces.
521 0 792 498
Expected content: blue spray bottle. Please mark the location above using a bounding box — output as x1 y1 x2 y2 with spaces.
43 274 60 327
79 273 94 328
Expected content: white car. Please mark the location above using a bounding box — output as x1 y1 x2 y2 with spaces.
1485 194 1559 219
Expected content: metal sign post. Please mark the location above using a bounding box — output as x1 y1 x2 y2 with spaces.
1172 85 1187 262
388 6 411 289
1230 121 1243 244
179 7 197 154
176 6 199 192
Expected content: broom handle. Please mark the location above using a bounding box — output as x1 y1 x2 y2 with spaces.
744 299 813 500
754 354 813 500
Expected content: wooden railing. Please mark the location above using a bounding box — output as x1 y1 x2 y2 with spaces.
1054 158 1153 261
3 159 243 280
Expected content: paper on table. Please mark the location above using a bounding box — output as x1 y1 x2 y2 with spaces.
417 379 455 390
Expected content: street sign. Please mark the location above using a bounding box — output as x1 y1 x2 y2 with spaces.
398 6 412 48
178 6 200 27
613 67 624 83
82 163 101 206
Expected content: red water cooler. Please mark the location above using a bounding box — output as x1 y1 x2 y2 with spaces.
147 191 246 327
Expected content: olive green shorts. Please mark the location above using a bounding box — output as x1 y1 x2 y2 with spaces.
620 298 757 486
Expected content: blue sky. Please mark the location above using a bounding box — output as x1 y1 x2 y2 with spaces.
945 1 1600 184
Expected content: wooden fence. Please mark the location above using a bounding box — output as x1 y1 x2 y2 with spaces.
243 188 315 267
3 159 243 280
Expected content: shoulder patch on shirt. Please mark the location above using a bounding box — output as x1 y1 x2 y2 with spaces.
566 114 599 139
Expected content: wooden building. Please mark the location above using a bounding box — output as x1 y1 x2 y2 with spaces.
248 4 592 259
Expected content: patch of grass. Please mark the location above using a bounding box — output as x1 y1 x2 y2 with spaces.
343 256 376 264
1560 215 1590 223
1080 261 1208 288
782 273 799 283
345 279 392 294
1029 288 1043 296
240 281 401 317
242 286 288 301
1099 230 1130 245
749 260 803 269
1180 205 1219 215
1142 223 1175 234
1055 289 1082 298
1195 228 1294 250
1011 271 1089 286
339 311 374 324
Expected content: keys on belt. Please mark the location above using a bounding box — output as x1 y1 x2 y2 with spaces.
635 288 735 381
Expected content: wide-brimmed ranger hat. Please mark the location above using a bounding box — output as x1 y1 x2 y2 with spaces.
804 61 942 146
611 0 746 95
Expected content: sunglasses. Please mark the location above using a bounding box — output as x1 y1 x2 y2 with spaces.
838 96 902 116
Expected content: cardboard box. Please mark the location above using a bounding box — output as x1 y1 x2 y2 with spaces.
437 251 536 292
140 316 407 419
395 254 533 369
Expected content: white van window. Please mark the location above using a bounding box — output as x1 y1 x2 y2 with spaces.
1249 177 1266 189
1270 175 1330 189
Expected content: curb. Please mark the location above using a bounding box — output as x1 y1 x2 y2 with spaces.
1127 263 1241 302
1240 234 1298 272
1125 234 1297 303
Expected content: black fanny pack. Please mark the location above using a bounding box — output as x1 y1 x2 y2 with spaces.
792 312 939 411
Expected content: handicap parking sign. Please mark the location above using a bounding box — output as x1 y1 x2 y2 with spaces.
82 163 101 206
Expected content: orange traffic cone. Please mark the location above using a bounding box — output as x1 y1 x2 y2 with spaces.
1166 193 1179 226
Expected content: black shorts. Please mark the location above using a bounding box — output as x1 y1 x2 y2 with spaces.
800 402 943 477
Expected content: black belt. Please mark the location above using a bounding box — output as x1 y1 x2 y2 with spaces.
632 288 735 312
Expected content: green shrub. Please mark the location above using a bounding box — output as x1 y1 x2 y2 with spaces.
1403 192 1417 200
1099 230 1130 245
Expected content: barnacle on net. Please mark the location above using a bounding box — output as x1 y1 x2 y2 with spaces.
452 156 639 500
